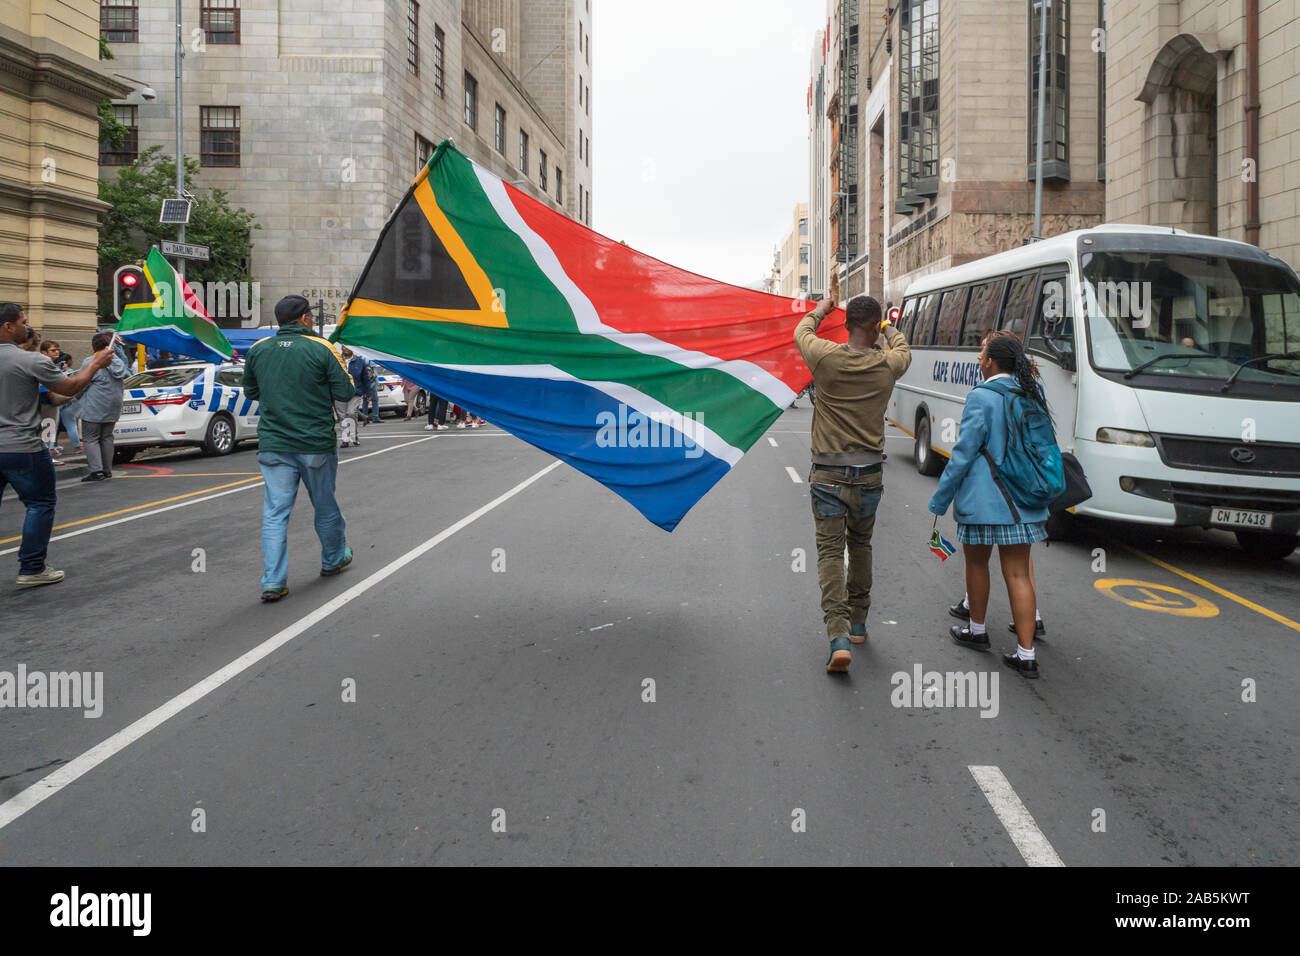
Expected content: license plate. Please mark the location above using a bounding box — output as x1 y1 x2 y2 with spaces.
1211 507 1274 529
122 402 141 415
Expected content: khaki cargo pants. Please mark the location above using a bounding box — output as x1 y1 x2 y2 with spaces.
809 463 883 641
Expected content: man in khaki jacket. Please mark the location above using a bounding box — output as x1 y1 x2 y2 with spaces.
795 295 911 673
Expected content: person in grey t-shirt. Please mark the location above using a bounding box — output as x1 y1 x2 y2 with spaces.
75 331 130 482
0 303 113 587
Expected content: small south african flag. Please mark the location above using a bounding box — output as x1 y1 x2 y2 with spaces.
929 528 956 561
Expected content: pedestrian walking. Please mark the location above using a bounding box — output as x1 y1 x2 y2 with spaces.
344 347 380 425
795 295 911 673
0 303 113 587
401 378 421 420
75 332 129 482
242 296 356 603
364 358 382 423
927 332 1051 678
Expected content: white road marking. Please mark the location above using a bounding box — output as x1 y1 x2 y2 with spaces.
767 437 778 447
785 467 803 483
0 459 563 832
1 437 436 557
968 765 1065 867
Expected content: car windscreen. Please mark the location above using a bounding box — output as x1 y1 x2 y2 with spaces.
125 367 204 389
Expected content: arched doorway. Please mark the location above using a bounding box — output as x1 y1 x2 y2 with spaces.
1138 34 1222 235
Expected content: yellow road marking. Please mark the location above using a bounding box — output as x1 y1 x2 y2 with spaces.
1117 542 1300 634
1093 578 1219 617
0 477 261 545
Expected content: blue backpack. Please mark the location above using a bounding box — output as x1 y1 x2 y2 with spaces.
977 379 1066 513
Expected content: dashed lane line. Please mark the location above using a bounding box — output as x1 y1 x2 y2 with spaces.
969 765 1065 867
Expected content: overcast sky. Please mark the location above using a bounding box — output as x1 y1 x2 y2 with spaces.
592 0 826 289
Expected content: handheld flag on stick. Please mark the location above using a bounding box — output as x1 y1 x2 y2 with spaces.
116 247 233 364
333 140 847 531
929 519 956 561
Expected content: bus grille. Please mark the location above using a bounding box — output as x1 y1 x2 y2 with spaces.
1153 434 1300 479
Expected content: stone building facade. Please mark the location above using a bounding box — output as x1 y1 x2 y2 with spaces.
877 0 1106 304
99 0 590 328
1 0 130 347
1104 0 1300 269
778 202 810 298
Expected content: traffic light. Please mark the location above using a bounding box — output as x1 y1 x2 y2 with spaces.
888 306 901 325
112 264 150 321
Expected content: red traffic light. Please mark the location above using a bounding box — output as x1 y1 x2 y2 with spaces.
120 273 138 287
888 307 901 323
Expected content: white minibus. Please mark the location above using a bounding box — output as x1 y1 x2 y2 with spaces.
888 224 1300 559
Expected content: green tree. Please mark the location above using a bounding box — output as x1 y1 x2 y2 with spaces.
98 145 259 322
97 35 126 150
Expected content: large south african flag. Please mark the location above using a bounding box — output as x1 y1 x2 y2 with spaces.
333 141 845 531
117 247 233 364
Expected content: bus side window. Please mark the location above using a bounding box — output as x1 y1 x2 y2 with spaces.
933 286 969 346
960 278 1007 347
998 273 1037 339
897 297 918 337
1027 271 1073 358
912 292 943 346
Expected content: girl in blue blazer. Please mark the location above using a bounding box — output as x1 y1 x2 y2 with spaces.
928 332 1049 678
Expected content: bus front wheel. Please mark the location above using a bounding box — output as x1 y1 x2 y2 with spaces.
1234 531 1298 560
915 416 942 477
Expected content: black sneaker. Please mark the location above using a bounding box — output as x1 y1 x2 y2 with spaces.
80 471 108 482
1003 651 1040 679
948 600 971 622
950 625 990 651
1008 619 1046 638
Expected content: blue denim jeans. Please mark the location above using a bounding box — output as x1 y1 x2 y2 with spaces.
365 382 380 421
0 451 57 575
257 451 347 590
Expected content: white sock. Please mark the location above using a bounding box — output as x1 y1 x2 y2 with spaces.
1035 609 1042 622
961 594 970 610
1017 645 1036 660
969 620 986 636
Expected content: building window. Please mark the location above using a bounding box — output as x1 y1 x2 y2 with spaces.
585 85 590 116
579 29 584 53
585 187 590 224
578 78 584 107
99 105 138 165
415 133 434 176
200 0 240 45
578 185 584 222
101 0 139 43
799 217 808 237
1028 0 1070 180
494 104 506 153
539 150 548 190
406 1 419 75
585 131 590 167
200 106 240 166
585 30 590 65
1097 0 1106 181
434 25 445 97
897 0 939 207
578 131 583 162
799 244 809 264
519 130 529 175
464 72 477 129
556 167 563 203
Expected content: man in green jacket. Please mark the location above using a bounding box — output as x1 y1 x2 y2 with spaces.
243 295 356 602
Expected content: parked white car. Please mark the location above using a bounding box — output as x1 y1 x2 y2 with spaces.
112 362 259 461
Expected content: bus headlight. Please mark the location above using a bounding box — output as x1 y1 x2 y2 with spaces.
1096 427 1156 447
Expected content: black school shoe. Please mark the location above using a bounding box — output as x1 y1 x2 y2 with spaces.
948 599 971 622
949 625 990 651
1003 651 1040 679
1009 619 1047 639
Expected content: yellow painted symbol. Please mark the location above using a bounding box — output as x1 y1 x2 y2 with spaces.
1093 578 1219 617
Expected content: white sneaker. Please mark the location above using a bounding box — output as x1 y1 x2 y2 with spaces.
457 422 468 428
16 565 65 587
424 424 435 430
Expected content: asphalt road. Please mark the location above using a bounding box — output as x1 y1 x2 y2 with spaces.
1 410 1296 865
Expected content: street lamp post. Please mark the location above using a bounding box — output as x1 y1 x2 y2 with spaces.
174 0 186 279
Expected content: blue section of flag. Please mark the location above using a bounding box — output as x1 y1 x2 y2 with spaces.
380 359 731 532
118 328 229 365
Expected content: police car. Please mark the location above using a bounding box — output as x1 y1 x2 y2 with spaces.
374 367 406 417
112 362 259 462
